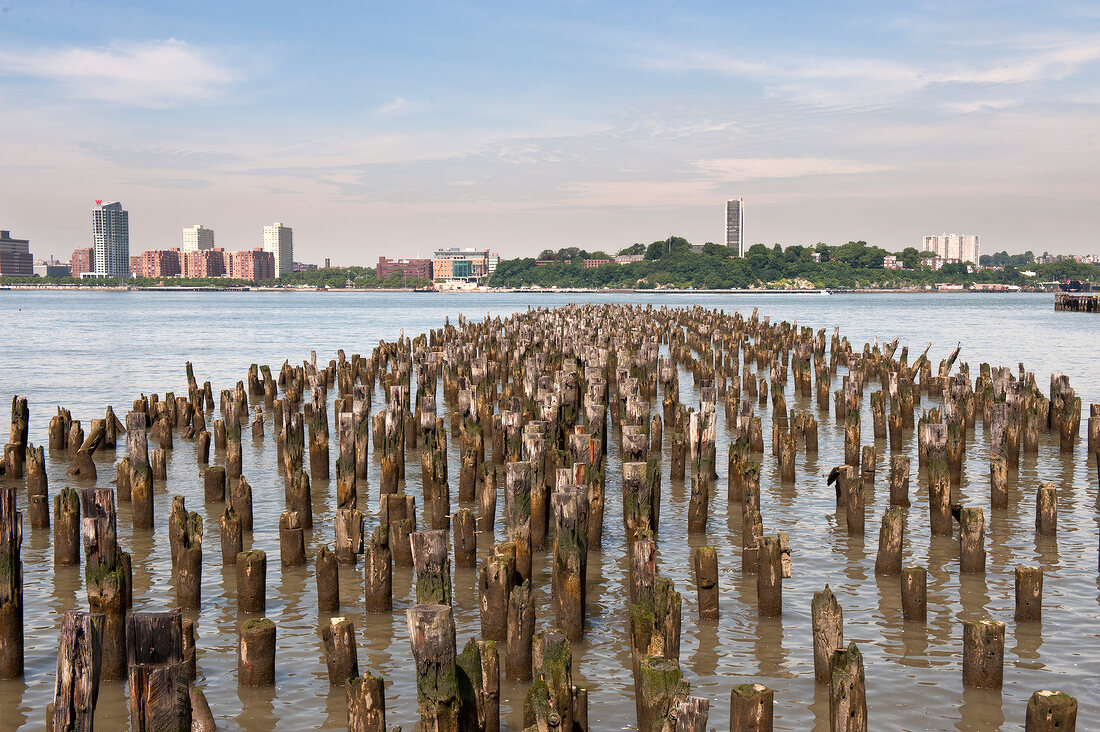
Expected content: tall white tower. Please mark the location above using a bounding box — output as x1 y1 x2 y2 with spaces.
93 201 129 279
263 222 293 278
725 198 744 257
182 224 215 252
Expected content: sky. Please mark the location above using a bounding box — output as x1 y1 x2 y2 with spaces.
1 1 1098 264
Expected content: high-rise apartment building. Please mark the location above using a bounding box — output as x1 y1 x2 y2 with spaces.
182 224 215 252
93 201 130 279
923 234 980 264
0 230 32 275
262 222 293 278
725 198 745 256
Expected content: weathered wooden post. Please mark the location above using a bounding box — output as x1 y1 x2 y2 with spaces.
811 585 843 683
203 465 226 503
693 546 719 619
990 454 1008 509
239 617 276 686
901 566 927 621
453 508 476 570
347 672 387 732
874 507 903 576
176 511 203 610
26 446 50 529
364 526 392 613
317 545 340 613
506 461 533 584
962 619 1004 689
829 643 867 732
127 413 154 531
321 616 359 685
407 604 460 729
479 549 514 642
757 535 783 617
220 505 242 564
81 488 128 680
54 487 80 566
888 455 910 507
552 487 588 640
845 473 865 535
1025 690 1077 732
1036 482 1057 536
411 530 452 606
279 511 306 566
52 610 104 732
959 507 985 573
1015 566 1043 622
0 487 22 679
232 476 253 533
236 550 267 614
336 412 357 510
335 507 364 565
506 579 534 682
729 682 773 732
126 609 190 729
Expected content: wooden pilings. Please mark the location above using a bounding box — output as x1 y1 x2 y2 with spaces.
0 487 23 679
126 609 190 729
52 610 104 732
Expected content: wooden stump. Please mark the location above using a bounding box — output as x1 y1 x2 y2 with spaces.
52 610 104 732
236 550 267 614
693 546 719 619
729 682 773 732
1015 566 1043 623
959 506 985 573
811 585 843 683
347 672 387 732
126 609 190 729
901 566 927 621
829 643 867 732
962 619 1004 689
364 526 392 613
238 617 276 686
0 487 23 679
874 507 903 576
1025 690 1077 732
321 616 359 686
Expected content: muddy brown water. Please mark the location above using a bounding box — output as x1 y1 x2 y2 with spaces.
0 290 1097 730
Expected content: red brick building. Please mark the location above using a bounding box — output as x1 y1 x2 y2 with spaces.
182 248 227 278
377 256 433 280
228 248 276 282
136 249 182 278
71 247 95 277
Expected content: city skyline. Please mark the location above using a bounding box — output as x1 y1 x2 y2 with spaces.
2 2 1099 262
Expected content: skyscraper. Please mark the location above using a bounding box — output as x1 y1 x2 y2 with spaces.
182 224 215 252
93 201 130 279
922 234 981 264
262 222 293 278
725 198 744 256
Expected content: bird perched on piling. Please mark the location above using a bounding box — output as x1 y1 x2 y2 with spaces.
827 466 843 499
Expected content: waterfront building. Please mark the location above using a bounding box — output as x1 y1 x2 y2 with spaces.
882 255 903 270
923 233 980 264
921 256 961 270
488 252 500 275
726 198 745 256
377 256 433 280
71 247 94 277
228 248 276 282
432 247 490 282
182 224 215 252
93 201 130 279
0 230 32 275
182 248 226 278
262 222 293 278
34 257 71 278
136 249 183 278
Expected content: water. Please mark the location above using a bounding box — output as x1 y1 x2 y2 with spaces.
0 290 1097 731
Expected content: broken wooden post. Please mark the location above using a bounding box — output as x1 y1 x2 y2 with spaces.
1025 690 1077 732
478 550 514 642
335 507 364 565
236 550 266 614
453 508 476 570
845 473 865 535
203 465 226 503
990 454 1008 510
829 643 867 732
232 476 253 533
279 511 306 566
729 682 773 732
220 505 242 564
411 529 452 606
53 487 80 566
0 487 23 679
901 566 927 621
506 580 534 682
963 619 1004 689
635 654 689 732
1036 482 1057 536
874 507 903 576
336 412 357 510
51 610 104 732
238 617 276 686
126 609 190 729
693 546 718 619
888 455 910 507
812 585 843 684
364 526 392 613
347 672 386 732
81 488 128 680
317 545 340 613
175 511 203 610
127 413 154 531
1015 566 1043 622
506 461 533 584
407 604 460 730
321 616 359 686
959 507 985 573
552 487 588 640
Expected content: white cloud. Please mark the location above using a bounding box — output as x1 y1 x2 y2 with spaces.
693 157 891 181
375 97 410 116
0 39 238 106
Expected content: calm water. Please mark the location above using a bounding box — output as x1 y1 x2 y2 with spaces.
0 290 1097 731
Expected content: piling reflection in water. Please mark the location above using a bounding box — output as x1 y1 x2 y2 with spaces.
0 291 1096 731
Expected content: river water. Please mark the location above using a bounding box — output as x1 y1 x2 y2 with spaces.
0 290 1097 731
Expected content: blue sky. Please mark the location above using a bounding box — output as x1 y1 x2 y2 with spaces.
2 1 1098 262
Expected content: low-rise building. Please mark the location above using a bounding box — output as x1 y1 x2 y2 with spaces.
921 257 960 271
377 256 433 280
882 255 903 270
614 254 644 264
583 258 613 269
0 230 33 275
71 247 95 277
293 261 318 272
34 260 71 278
228 248 276 282
136 249 183 278
433 247 490 282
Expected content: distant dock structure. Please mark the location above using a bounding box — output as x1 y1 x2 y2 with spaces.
1055 291 1099 312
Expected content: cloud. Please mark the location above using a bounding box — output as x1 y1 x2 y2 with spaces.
940 99 1018 114
693 157 891 181
375 97 410 116
0 39 238 106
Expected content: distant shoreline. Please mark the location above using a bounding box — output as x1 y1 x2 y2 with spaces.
0 284 1045 295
